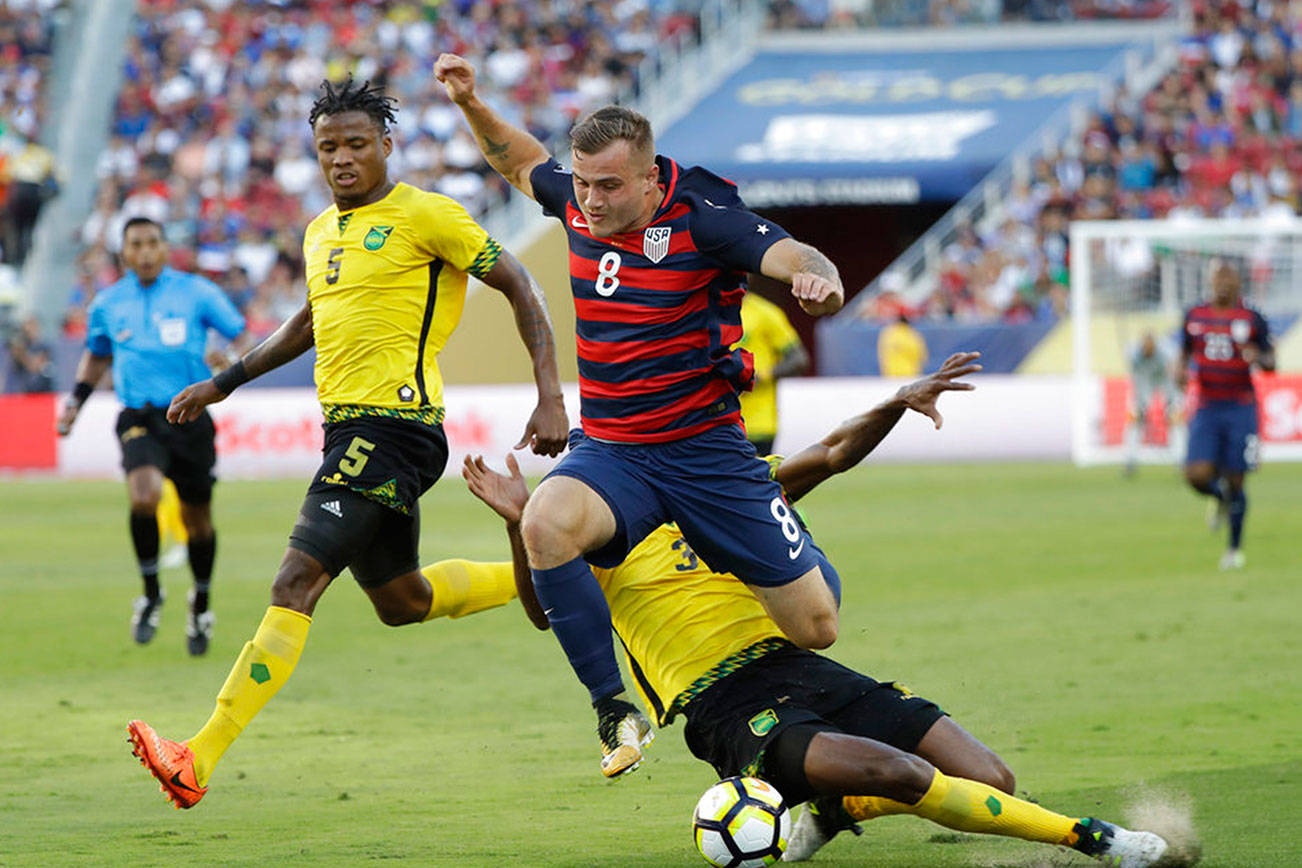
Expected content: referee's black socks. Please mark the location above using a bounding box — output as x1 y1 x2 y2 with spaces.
189 533 216 613
129 511 161 599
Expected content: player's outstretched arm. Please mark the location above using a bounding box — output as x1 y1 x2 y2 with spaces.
478 250 568 456
435 54 549 199
462 454 550 630
777 352 981 503
56 350 112 435
759 238 845 317
168 302 315 423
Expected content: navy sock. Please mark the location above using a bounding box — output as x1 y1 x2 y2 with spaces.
188 533 215 612
531 557 624 702
1228 487 1247 549
129 511 160 599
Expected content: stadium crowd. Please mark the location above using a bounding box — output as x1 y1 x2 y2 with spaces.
0 0 62 271
766 0 1171 29
861 0 1302 323
67 0 700 341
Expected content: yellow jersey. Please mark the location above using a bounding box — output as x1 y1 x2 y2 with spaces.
303 182 503 425
593 524 786 727
877 321 928 377
738 294 802 440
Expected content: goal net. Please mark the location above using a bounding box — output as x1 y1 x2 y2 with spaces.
1069 218 1302 466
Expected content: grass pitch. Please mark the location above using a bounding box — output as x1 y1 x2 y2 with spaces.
0 462 1298 867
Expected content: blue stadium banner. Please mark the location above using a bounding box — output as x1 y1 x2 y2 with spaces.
658 44 1132 205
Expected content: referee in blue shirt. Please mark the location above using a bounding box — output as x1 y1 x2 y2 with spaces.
58 217 247 654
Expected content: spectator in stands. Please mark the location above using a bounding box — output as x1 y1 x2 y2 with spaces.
70 0 702 338
1 128 58 266
6 315 54 393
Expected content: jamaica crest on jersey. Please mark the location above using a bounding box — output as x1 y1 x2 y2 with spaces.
643 226 672 263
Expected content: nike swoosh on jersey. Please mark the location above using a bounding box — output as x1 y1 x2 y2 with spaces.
570 214 588 229
787 540 805 559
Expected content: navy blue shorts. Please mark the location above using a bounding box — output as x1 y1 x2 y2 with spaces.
1187 400 1259 473
548 425 821 586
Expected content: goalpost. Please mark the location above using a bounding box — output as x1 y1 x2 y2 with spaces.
1069 217 1302 466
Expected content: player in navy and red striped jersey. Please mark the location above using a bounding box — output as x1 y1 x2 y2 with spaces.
436 54 848 778
1178 260 1275 570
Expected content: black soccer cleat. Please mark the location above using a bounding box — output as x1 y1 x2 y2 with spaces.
186 590 214 657
131 593 165 645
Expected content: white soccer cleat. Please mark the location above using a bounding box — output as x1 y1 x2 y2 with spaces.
131 592 165 645
1096 826 1169 868
783 805 832 862
783 797 860 862
1218 549 1245 571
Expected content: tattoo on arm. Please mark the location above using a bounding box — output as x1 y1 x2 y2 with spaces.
483 135 510 160
796 243 839 282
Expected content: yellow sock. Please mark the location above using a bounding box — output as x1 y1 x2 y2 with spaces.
186 606 311 786
845 770 1080 847
421 560 516 620
157 480 188 547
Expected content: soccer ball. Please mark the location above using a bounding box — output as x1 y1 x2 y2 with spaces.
692 776 791 868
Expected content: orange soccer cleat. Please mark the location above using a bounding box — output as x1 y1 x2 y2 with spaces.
127 719 208 809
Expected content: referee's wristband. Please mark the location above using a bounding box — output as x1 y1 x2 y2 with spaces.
70 381 94 406
212 359 249 395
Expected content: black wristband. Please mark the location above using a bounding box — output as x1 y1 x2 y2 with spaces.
212 359 249 395
71 381 94 405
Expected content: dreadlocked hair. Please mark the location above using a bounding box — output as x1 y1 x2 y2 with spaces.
308 76 398 131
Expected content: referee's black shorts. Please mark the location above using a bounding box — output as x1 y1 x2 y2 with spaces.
116 405 217 504
288 415 448 588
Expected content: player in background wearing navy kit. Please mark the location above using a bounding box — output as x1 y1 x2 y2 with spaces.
1178 261 1275 570
436 54 845 778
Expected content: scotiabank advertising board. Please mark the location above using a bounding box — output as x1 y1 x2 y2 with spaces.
5 375 1301 477
1098 374 1302 448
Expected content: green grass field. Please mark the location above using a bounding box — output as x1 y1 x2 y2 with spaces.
1 462 1298 867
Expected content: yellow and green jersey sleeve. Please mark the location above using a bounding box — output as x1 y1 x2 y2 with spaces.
303 182 501 422
593 524 785 727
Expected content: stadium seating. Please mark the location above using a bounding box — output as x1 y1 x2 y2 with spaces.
855 0 1302 323
0 0 61 272
69 0 702 339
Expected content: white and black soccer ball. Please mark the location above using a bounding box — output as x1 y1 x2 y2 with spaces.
692 776 791 868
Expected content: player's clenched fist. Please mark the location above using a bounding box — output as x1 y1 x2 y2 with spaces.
791 272 842 317
434 54 477 105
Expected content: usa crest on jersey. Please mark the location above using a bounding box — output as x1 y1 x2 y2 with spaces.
643 226 672 263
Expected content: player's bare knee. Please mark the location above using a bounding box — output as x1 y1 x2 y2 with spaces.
520 501 583 566
974 753 1016 794
270 552 327 615
374 602 422 627
872 752 934 804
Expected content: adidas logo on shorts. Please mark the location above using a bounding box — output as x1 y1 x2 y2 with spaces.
320 500 343 518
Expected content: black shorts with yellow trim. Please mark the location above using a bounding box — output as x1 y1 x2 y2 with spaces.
681 644 944 804
288 414 447 587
